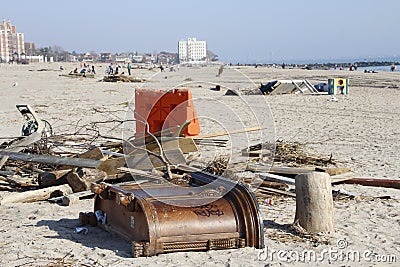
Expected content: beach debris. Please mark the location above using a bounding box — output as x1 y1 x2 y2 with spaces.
294 172 334 233
244 140 336 167
102 75 145 83
202 155 229 176
83 171 264 257
75 227 89 235
224 89 240 96
0 184 73 205
259 80 319 95
340 178 400 190
328 96 338 102
263 198 275 205
12 82 18 87
59 73 95 78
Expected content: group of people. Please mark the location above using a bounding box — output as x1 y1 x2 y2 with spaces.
107 62 132 75
70 64 96 76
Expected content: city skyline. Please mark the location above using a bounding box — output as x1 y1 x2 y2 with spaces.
2 0 399 63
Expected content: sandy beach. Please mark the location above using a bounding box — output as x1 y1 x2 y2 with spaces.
0 62 399 266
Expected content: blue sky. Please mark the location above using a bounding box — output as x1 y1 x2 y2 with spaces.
2 0 399 63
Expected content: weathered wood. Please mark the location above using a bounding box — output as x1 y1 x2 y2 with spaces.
0 156 9 169
79 147 105 160
0 175 35 187
0 150 101 168
258 172 295 185
341 178 400 190
0 184 73 205
247 164 314 176
38 169 71 188
67 168 108 193
196 126 267 139
295 172 334 233
66 171 88 193
0 170 14 177
315 167 352 176
98 157 126 175
255 187 296 197
5 132 41 152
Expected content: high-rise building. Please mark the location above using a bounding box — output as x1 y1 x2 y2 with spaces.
0 19 25 62
178 37 207 63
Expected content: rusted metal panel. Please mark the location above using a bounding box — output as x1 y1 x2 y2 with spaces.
83 171 264 257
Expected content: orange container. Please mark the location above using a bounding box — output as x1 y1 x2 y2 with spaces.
134 88 200 137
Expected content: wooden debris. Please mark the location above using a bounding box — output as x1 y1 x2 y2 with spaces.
38 169 71 188
102 75 145 83
257 172 295 185
59 73 95 78
196 126 267 139
0 184 73 205
0 150 101 168
295 172 334 233
341 178 400 190
247 140 336 167
203 156 229 176
66 168 107 193
0 156 9 169
255 187 296 197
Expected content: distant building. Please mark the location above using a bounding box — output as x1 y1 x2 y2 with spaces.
82 52 94 62
0 19 25 62
178 37 207 63
115 53 131 63
24 42 36 56
100 53 112 63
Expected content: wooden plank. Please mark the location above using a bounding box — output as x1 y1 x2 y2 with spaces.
257 172 295 185
341 178 400 190
255 187 296 197
247 164 314 176
0 150 101 168
144 137 198 154
0 170 14 177
315 167 352 176
0 156 9 169
6 132 41 152
0 175 35 187
196 126 267 139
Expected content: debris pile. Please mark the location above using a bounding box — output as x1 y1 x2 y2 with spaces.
102 75 146 83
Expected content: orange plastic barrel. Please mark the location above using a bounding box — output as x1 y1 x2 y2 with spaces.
134 88 200 137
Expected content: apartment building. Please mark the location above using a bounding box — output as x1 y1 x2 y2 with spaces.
0 20 25 62
178 37 207 63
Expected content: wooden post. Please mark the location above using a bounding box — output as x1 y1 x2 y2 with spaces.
295 172 334 233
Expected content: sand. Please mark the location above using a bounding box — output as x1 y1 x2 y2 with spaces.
0 62 399 266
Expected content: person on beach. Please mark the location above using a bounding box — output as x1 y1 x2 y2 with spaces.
127 62 131 75
108 63 114 75
391 63 396 72
91 65 96 74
